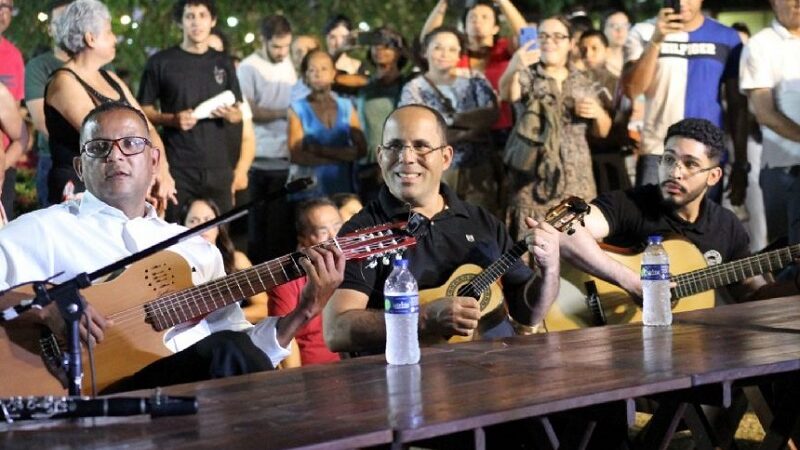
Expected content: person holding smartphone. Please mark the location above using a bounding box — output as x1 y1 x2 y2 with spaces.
498 16 611 249
621 0 747 206
419 0 526 217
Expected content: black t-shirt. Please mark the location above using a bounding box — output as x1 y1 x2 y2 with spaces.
138 46 242 169
339 183 534 312
592 184 751 264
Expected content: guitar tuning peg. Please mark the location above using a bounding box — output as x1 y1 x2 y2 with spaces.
567 227 576 236
579 219 585 227
382 256 390 266
367 259 378 269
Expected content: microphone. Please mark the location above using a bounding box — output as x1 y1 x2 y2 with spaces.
1 394 198 422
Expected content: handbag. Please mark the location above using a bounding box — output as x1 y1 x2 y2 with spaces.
503 66 566 201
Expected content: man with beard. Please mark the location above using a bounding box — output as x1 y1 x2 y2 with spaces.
559 118 796 302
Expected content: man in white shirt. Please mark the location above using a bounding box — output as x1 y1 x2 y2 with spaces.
0 102 344 392
236 14 298 264
739 0 800 249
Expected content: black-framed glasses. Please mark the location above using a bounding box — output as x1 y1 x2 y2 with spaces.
81 136 152 159
658 154 717 176
378 143 447 158
538 32 570 43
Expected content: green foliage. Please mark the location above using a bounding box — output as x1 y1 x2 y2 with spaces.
7 0 672 75
5 0 766 80
14 168 37 217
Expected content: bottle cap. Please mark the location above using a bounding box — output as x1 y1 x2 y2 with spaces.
393 258 409 269
647 235 663 245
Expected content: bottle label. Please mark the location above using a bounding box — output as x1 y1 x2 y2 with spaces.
641 264 670 281
385 294 419 314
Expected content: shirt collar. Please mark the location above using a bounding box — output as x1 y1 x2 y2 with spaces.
771 19 799 40
377 182 470 221
77 191 159 220
662 194 709 234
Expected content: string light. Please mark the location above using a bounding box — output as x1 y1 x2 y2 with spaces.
244 32 255 44
226 16 238 27
37 12 49 22
120 14 131 25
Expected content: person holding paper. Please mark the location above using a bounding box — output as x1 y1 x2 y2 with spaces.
138 0 244 221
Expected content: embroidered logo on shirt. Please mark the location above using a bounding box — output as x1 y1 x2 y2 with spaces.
465 234 475 242
214 65 226 85
703 250 723 266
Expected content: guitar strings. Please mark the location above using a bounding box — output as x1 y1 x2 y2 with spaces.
77 239 372 348
99 235 369 325
671 245 799 297
87 234 405 336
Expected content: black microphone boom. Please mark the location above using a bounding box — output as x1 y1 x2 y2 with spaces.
1 395 198 422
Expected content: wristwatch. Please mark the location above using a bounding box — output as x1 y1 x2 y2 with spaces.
508 315 541 335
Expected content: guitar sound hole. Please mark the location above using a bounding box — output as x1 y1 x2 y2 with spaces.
457 285 479 300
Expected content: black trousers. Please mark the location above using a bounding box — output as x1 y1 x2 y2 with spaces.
167 166 234 223
102 330 273 394
247 167 295 264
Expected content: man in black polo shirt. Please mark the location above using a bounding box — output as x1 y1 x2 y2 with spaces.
323 104 561 353
560 118 797 301
138 0 243 220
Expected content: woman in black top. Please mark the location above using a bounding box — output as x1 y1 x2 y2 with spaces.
45 0 175 210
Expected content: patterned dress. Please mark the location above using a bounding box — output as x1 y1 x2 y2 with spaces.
399 73 503 215
506 63 600 242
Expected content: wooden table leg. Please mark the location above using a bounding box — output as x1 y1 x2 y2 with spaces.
635 400 688 450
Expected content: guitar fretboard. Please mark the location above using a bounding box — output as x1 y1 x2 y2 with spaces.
672 244 800 299
144 252 307 331
467 241 528 296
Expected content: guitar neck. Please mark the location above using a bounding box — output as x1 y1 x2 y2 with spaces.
146 252 307 331
468 240 528 296
672 244 800 299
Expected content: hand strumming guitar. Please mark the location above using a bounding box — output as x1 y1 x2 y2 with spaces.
419 296 481 343
31 302 114 346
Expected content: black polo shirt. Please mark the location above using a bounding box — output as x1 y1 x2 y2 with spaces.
592 184 751 264
339 183 534 313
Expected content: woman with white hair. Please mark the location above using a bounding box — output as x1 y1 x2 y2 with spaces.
44 0 175 210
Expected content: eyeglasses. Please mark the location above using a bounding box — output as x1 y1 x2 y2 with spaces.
658 154 717 176
378 143 447 158
81 136 152 159
605 23 631 31
538 32 570 43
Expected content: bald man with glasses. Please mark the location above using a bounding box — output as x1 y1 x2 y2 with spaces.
323 104 561 355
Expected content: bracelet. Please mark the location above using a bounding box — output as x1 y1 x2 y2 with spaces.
508 315 540 335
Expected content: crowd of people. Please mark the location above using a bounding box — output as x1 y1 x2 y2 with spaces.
0 0 799 400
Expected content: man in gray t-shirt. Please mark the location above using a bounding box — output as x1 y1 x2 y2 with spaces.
236 14 297 263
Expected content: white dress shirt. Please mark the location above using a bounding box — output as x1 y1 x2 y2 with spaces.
0 192 290 367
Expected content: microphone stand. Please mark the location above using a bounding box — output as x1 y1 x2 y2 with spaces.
28 178 312 397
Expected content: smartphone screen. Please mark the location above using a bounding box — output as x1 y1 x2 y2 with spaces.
519 26 538 49
664 0 681 15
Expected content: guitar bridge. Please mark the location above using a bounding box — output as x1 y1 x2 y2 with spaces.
38 330 68 389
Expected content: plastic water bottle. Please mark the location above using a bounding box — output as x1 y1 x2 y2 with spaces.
641 235 672 326
384 258 420 365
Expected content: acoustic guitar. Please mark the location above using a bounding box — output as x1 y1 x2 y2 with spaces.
545 239 800 331
0 223 415 396
419 197 590 343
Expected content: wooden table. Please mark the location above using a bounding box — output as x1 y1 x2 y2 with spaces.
2 296 799 449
